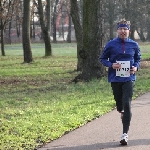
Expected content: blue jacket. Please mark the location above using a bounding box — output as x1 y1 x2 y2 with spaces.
100 37 141 82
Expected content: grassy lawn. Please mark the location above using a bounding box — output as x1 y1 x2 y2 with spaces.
0 42 150 150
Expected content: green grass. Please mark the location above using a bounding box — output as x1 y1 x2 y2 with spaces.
4 43 77 56
0 42 150 150
139 42 150 59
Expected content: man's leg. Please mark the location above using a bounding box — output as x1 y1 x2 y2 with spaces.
111 82 123 112
122 81 134 134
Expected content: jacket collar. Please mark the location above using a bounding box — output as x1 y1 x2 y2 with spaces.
117 37 129 42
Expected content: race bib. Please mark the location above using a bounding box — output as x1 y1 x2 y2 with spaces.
116 61 130 77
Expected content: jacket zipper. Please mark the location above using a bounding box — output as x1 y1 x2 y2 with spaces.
122 40 125 53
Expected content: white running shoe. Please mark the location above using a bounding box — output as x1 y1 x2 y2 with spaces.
120 133 128 145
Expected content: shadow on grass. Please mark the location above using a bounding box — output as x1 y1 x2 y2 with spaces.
0 83 68 95
0 70 78 95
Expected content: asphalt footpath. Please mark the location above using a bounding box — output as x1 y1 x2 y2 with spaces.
38 92 150 150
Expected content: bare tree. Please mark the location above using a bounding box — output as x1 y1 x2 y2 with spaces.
106 0 116 40
22 0 33 63
37 0 52 56
52 0 59 43
73 0 105 82
66 13 71 43
0 0 19 56
70 0 83 71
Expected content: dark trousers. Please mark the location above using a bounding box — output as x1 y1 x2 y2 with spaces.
111 81 134 134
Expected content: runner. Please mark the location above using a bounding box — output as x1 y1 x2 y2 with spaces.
100 19 141 145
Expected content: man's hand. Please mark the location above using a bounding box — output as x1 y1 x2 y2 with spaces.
130 66 137 74
112 63 121 69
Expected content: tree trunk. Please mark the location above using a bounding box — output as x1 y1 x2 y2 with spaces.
70 0 83 71
99 0 106 75
67 14 71 43
146 18 150 41
136 28 146 42
80 0 105 81
146 28 150 41
0 21 5 56
22 0 33 63
46 0 50 32
108 0 115 40
0 0 5 56
52 0 59 43
8 21 12 44
130 22 135 40
38 0 52 56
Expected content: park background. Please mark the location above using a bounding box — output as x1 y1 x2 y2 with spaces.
1 0 150 149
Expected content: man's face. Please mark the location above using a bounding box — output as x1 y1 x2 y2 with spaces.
117 27 130 39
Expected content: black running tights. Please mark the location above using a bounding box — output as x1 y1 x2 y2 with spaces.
111 81 134 134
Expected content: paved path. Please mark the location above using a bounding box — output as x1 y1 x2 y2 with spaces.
38 92 150 150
